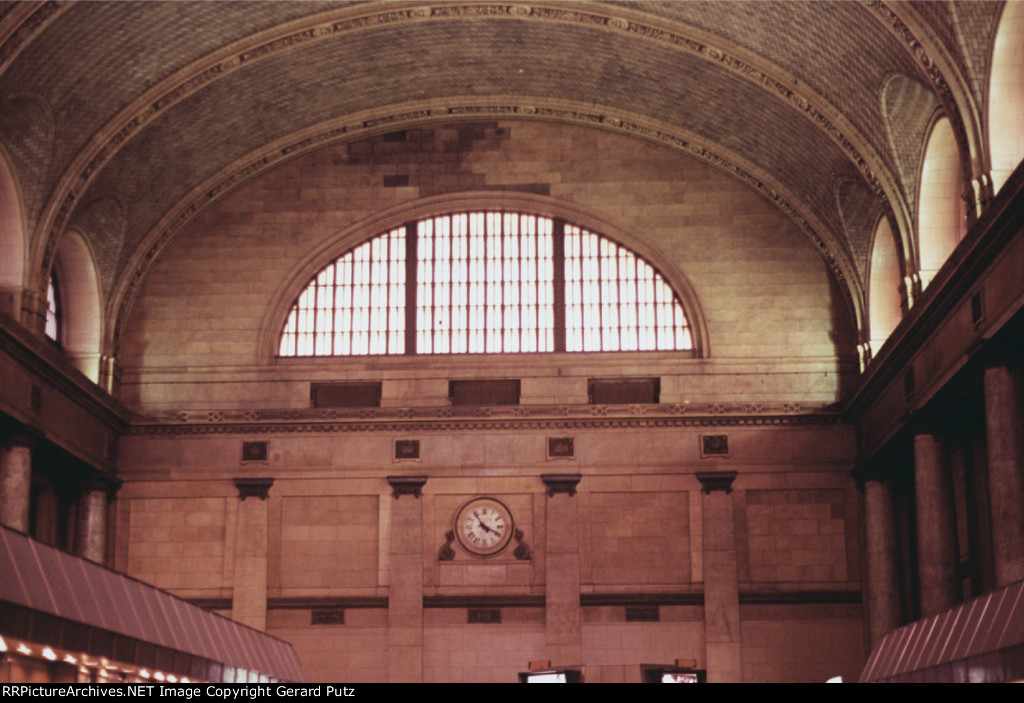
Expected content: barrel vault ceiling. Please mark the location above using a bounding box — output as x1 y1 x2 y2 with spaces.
0 1 1005 341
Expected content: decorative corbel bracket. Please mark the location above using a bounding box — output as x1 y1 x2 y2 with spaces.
541 473 582 497
696 471 737 494
387 475 427 499
233 477 274 501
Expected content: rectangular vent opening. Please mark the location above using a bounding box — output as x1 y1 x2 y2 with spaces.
971 288 985 326
468 608 501 624
449 379 520 406
588 377 660 404
311 382 382 408
625 605 660 622
311 608 345 625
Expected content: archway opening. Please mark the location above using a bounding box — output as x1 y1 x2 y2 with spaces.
50 229 103 383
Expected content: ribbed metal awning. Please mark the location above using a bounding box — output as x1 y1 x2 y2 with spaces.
0 525 306 682
860 579 1024 683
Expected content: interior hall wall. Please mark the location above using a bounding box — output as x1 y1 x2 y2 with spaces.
114 120 863 682
116 421 862 682
118 120 855 411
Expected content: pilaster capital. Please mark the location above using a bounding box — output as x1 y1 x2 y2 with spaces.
387 475 427 499
696 471 737 494
541 473 581 497
234 477 274 501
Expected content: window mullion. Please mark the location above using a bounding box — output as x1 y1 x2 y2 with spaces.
449 215 457 354
405 221 418 355
553 219 566 353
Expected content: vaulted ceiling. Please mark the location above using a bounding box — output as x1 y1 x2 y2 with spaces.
0 1 1004 341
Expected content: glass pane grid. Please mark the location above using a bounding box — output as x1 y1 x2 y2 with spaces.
279 213 692 358
564 226 692 352
279 227 405 356
416 212 556 355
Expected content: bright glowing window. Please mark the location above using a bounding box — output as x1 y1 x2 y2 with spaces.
45 271 60 343
278 212 692 357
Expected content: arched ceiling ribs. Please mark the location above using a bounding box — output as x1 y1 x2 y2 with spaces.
881 73 940 272
108 100 866 355
866 1 988 214
35 1 895 326
0 1 68 78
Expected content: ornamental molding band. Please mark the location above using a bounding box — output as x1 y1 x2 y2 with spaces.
112 101 862 350
128 402 843 436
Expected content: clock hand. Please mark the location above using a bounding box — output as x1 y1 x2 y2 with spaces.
474 511 495 534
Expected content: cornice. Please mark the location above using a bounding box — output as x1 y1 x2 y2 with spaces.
0 311 129 431
128 401 844 437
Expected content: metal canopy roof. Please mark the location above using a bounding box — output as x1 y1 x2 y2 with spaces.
860 579 1024 683
0 525 307 683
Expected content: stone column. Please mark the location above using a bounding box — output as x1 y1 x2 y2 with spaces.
541 474 582 668
76 483 109 563
696 471 741 683
232 478 273 631
0 436 32 532
386 476 427 683
984 366 1024 587
913 434 959 616
863 479 901 645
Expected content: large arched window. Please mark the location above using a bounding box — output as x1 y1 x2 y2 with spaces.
279 212 693 357
917 115 966 289
988 0 1024 194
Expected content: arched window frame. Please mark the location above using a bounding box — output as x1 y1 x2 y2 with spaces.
916 112 967 290
275 208 704 360
45 267 61 344
45 228 104 384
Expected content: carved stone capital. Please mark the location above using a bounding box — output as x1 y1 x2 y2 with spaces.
387 475 427 499
696 471 737 494
234 477 274 501
541 473 581 497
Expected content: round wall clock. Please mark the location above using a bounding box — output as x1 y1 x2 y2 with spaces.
455 497 514 556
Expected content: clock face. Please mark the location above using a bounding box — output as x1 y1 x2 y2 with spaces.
455 498 514 556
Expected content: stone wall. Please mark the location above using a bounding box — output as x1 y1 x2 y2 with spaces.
114 121 864 682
